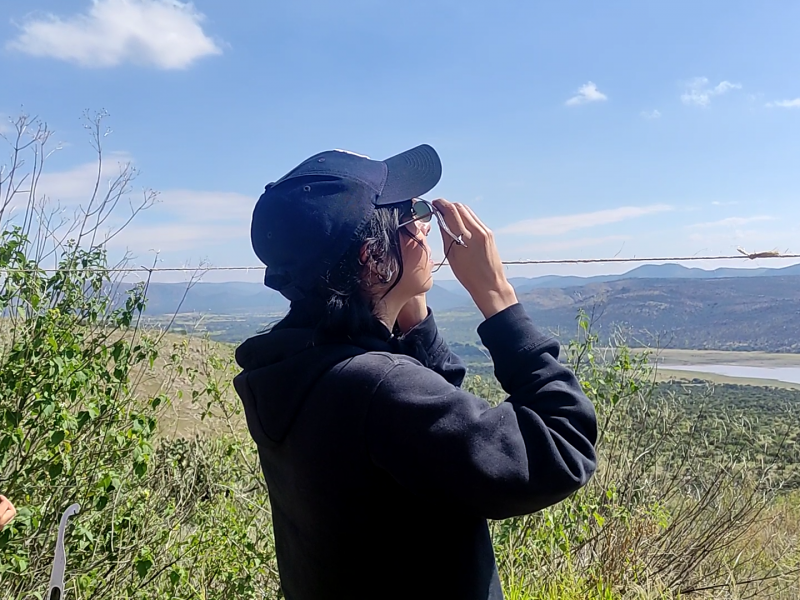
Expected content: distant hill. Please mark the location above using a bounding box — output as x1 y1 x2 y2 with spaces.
138 280 469 316
140 282 288 315
434 275 800 354
134 264 800 353
440 262 800 296
508 262 800 294
517 275 800 353
137 262 800 317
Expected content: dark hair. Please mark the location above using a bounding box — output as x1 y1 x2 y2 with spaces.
271 203 422 341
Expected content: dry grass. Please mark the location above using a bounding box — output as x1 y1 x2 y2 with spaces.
642 348 800 368
654 370 800 390
130 331 242 438
60 321 800 600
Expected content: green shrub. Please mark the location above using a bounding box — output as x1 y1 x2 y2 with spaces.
0 114 279 599
483 311 800 599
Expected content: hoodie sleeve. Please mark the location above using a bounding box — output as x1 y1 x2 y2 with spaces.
391 308 467 387
365 303 597 520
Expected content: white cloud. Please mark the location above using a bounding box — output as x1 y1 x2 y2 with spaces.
641 109 661 119
35 153 134 203
11 157 254 255
688 216 775 229
765 98 800 109
510 235 631 255
29 157 252 216
714 81 740 95
566 82 608 106
0 113 20 135
107 221 246 252
687 228 778 245
6 0 222 69
1 152 135 218
102 187 255 251
711 201 739 207
681 77 742 107
498 205 674 236
155 189 254 222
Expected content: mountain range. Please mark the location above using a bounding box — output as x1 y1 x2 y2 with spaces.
431 276 800 355
138 262 800 317
516 275 800 353
438 262 800 296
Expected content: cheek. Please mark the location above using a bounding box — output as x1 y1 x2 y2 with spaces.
401 235 429 268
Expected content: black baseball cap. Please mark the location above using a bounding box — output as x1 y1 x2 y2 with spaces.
251 144 442 301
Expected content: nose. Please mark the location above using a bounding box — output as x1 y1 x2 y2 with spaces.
420 221 431 236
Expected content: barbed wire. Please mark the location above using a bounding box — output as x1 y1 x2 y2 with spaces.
501 249 800 266
0 248 797 274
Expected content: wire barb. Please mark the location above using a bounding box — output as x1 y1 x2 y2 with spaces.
736 246 784 260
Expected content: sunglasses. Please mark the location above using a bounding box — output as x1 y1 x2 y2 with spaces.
397 198 467 247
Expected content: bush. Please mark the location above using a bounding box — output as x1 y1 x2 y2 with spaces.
481 311 800 599
0 113 279 599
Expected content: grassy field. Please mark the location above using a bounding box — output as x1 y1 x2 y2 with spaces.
647 348 800 367
140 331 800 422
127 330 242 438
654 369 800 389
9 318 800 599
143 334 800 440
639 348 800 389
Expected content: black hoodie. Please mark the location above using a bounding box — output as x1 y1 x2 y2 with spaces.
233 303 598 600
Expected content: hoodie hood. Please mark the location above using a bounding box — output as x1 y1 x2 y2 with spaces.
233 327 380 446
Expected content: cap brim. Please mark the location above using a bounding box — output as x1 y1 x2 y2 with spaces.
376 144 442 205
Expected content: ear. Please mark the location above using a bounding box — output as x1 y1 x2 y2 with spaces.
357 243 378 292
358 243 370 266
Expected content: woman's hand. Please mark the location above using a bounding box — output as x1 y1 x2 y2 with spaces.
431 199 517 319
0 495 16 530
396 293 428 334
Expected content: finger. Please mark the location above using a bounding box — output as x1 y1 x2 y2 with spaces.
432 198 470 244
431 199 467 234
0 503 15 528
454 203 487 240
461 204 491 234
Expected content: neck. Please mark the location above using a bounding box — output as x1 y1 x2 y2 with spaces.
373 300 402 334
371 287 408 335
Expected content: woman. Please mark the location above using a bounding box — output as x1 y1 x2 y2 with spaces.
0 495 16 530
233 145 598 600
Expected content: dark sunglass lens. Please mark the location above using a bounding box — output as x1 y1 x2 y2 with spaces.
413 201 433 223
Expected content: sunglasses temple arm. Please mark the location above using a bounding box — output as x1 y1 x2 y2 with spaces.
400 199 467 247
433 210 467 246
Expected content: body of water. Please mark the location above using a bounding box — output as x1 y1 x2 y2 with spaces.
663 365 800 385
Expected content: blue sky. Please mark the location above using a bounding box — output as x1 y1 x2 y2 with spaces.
2 0 799 283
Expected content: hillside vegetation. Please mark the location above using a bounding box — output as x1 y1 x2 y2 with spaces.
431 275 800 355
1 114 799 599
138 272 800 354
5 288 800 599
518 276 800 352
